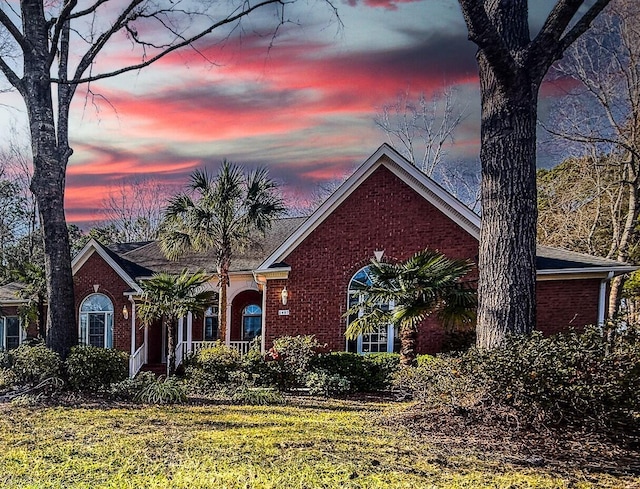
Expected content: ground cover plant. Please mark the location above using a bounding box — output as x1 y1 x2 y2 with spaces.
1 398 637 488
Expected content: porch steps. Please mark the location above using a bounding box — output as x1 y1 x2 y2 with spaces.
140 363 167 377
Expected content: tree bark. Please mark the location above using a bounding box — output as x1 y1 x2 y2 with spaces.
476 66 539 348
166 316 176 377
218 266 229 344
399 324 418 366
22 1 77 359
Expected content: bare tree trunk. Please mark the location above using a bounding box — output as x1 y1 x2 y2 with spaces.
22 2 76 358
474 26 538 349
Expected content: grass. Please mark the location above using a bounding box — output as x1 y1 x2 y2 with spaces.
0 398 637 488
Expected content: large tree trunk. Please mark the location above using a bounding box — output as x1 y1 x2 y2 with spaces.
22 0 77 359
475 40 539 349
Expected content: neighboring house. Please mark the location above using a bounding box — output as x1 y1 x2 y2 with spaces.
1 144 635 375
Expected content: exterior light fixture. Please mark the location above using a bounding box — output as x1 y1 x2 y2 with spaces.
122 305 129 320
281 287 288 306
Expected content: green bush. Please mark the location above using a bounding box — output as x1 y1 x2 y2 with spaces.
0 368 17 390
392 356 482 409
64 345 129 392
472 327 640 432
186 342 241 389
416 354 436 366
310 352 400 392
268 335 322 390
11 343 62 385
241 340 279 387
0 349 10 369
367 353 401 389
135 376 187 404
109 371 158 401
305 371 352 397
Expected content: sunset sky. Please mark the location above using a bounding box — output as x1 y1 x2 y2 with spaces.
0 0 572 226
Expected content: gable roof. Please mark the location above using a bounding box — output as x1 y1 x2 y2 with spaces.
256 143 635 277
257 143 481 271
72 239 144 293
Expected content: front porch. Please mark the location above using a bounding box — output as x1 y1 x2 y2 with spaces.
130 338 256 377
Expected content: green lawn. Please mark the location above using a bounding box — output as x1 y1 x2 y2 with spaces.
0 399 635 488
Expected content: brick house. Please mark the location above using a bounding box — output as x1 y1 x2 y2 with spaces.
1 144 635 375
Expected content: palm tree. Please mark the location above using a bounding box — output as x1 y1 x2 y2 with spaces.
137 270 216 377
160 162 285 343
346 249 477 366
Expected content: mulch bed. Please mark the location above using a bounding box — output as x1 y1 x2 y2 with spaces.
383 402 640 479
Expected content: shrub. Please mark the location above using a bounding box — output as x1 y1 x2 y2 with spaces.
268 335 322 390
64 346 129 392
241 340 279 387
392 356 482 409
11 343 62 385
305 371 352 397
367 353 401 389
310 352 400 392
0 349 10 369
135 376 187 404
0 368 17 390
186 342 241 389
109 371 158 401
231 387 284 405
472 327 640 432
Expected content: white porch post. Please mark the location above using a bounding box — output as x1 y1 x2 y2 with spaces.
225 299 231 346
187 312 193 353
144 324 149 364
260 281 267 355
178 317 184 344
129 296 136 357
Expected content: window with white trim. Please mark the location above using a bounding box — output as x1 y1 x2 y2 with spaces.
1 316 22 350
79 293 114 348
204 304 219 341
242 304 262 341
347 266 398 354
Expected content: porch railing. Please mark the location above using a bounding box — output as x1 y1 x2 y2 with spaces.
129 343 146 378
176 340 254 365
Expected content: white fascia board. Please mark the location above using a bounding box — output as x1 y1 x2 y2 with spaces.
258 144 480 269
71 238 142 293
252 267 291 281
536 265 638 280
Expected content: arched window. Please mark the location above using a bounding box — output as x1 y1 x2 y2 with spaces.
79 293 114 348
347 266 398 354
242 304 262 341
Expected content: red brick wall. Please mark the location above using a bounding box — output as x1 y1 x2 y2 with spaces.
263 165 604 354
536 278 601 335
264 165 479 353
73 252 134 353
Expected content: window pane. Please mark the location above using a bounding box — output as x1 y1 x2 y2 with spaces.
89 314 105 348
5 317 20 350
80 293 113 313
204 316 219 341
243 316 261 341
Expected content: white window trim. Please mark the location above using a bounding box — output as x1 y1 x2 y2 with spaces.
241 304 262 341
78 294 115 348
347 267 396 354
1 316 25 350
